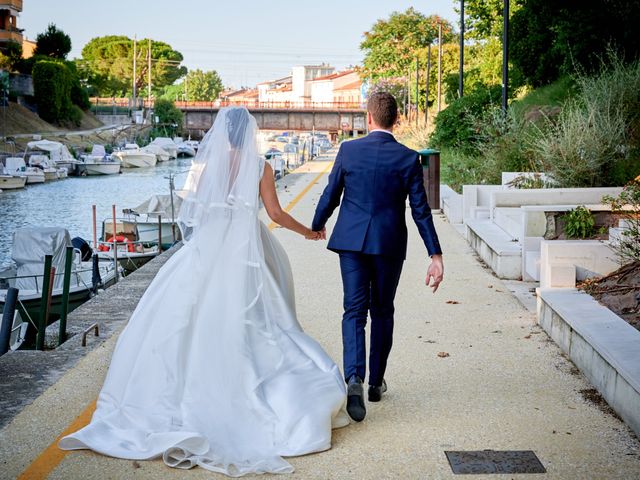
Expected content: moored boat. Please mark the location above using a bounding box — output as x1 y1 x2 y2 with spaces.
0 227 120 348
149 137 178 159
96 219 160 274
113 144 157 168
4 157 45 184
80 145 121 175
0 168 27 190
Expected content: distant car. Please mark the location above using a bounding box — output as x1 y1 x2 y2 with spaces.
315 139 333 151
283 144 298 153
275 136 289 143
264 148 282 160
289 137 299 145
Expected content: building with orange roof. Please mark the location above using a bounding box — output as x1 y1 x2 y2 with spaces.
310 69 362 105
0 0 23 53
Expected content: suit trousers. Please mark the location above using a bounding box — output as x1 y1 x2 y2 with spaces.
338 251 404 387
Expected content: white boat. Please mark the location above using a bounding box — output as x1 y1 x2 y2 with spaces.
0 165 27 190
80 145 121 175
141 144 171 162
4 157 45 184
185 139 200 152
28 154 59 181
0 227 120 348
113 144 157 168
96 218 160 274
149 137 178 159
123 193 184 248
26 139 80 173
176 142 196 157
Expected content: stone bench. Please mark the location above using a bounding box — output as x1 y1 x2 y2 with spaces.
538 289 640 437
539 239 620 289
441 184 463 225
466 219 521 279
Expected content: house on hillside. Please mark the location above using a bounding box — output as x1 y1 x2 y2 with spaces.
310 69 362 106
0 0 23 54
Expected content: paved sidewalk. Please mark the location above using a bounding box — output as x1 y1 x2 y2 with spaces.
1 155 639 479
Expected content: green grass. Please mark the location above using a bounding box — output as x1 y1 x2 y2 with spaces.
511 76 577 119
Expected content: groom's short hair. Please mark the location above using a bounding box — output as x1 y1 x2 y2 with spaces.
367 92 398 129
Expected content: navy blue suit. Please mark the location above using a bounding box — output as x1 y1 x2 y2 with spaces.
312 131 442 386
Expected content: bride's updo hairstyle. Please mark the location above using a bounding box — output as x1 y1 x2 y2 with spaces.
227 107 250 148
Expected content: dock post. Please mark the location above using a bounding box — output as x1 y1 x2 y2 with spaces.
36 255 53 350
0 287 19 356
158 215 163 253
91 253 102 293
112 204 118 283
58 246 74 346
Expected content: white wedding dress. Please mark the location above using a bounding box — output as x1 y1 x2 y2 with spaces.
59 107 349 476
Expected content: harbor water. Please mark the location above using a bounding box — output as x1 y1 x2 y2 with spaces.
0 159 192 269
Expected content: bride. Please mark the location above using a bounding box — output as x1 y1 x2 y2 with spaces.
59 107 349 476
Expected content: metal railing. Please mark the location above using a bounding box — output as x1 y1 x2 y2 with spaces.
90 97 365 111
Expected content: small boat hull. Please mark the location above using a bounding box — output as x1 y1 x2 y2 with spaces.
84 163 121 175
0 267 119 348
116 153 158 168
0 175 27 189
26 173 45 184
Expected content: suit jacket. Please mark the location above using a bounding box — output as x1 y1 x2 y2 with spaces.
312 131 442 259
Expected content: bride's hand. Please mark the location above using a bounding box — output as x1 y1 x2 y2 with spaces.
304 230 320 240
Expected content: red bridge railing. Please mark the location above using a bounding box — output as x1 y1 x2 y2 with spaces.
90 98 365 111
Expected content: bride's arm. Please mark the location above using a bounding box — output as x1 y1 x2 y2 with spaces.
260 163 319 239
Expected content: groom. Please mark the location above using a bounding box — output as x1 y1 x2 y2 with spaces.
312 92 444 422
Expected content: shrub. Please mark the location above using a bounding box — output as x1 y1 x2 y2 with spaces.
533 57 640 187
563 206 596 239
604 179 640 263
153 99 183 133
429 84 502 154
33 60 72 123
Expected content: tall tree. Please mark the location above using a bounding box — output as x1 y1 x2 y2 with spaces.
78 36 187 97
183 69 223 101
34 23 72 59
360 8 453 79
511 0 640 86
456 0 522 40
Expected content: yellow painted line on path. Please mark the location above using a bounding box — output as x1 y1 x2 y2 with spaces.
268 160 333 230
17 400 97 480
17 160 333 480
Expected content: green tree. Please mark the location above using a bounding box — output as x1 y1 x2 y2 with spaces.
34 23 72 59
153 98 183 131
78 36 187 96
456 0 523 40
0 41 23 71
511 0 640 87
184 69 223 101
361 8 453 79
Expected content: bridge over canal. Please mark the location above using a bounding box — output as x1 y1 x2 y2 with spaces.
180 105 367 136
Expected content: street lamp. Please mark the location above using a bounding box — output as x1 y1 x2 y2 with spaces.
502 0 509 112
459 0 464 98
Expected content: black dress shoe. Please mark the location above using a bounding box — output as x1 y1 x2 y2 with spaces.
368 379 387 402
346 375 366 422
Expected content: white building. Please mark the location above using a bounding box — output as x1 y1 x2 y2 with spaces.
291 64 334 105
310 70 362 106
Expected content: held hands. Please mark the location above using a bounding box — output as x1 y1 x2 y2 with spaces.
425 254 444 293
304 227 326 241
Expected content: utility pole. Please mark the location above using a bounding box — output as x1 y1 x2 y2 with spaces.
425 43 431 127
438 22 443 112
132 35 137 110
405 71 409 119
502 0 509 112
148 39 152 106
459 0 464 98
415 57 419 127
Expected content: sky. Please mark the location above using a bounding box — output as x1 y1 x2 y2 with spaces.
20 1 459 88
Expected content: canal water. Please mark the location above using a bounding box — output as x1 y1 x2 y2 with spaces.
0 159 192 269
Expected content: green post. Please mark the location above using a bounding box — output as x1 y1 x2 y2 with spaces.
58 246 74 346
36 255 53 351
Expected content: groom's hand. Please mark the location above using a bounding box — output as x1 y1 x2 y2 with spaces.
426 254 444 293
